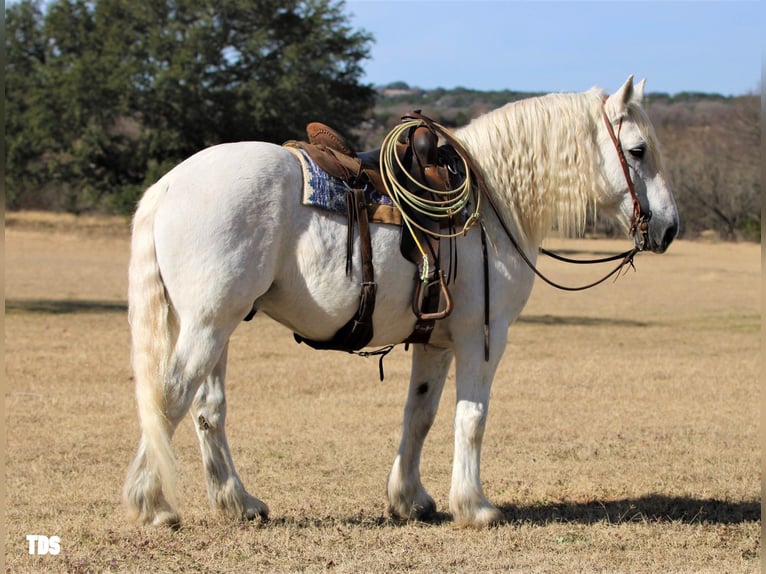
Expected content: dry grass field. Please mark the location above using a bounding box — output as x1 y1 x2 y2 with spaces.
4 211 761 573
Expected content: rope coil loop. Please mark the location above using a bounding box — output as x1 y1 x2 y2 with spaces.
379 119 482 278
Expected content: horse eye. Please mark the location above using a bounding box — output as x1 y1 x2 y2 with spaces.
628 146 646 160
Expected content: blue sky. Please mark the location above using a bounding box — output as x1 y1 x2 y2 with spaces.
344 1 762 96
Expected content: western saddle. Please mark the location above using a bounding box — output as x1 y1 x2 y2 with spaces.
282 112 474 354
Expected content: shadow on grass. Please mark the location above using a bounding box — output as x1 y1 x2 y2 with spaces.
6 299 649 330
518 314 649 327
6 298 127 315
5 299 649 327
322 495 760 529
499 494 760 525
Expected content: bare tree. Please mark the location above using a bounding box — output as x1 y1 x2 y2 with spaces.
655 96 760 241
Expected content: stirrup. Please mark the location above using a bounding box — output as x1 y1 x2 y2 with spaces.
412 269 453 321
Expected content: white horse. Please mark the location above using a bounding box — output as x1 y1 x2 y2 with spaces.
123 76 679 528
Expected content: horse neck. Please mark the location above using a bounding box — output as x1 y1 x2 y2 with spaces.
456 89 607 247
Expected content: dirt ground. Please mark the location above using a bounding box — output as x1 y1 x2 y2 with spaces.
4 212 761 573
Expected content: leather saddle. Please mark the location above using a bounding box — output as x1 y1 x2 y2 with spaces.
284 113 466 352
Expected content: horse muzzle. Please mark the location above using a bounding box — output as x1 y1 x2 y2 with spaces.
639 217 678 254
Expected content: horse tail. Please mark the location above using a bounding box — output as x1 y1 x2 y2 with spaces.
123 179 179 524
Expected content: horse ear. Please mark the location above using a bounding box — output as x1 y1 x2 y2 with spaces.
605 75 635 116
634 78 646 104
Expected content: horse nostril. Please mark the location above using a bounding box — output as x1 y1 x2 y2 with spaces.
662 222 678 250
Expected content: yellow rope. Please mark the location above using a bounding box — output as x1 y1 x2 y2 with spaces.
379 119 481 277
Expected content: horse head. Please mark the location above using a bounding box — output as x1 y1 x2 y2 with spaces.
600 76 679 253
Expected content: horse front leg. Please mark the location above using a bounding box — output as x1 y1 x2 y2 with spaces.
387 344 453 520
450 326 508 526
190 343 269 522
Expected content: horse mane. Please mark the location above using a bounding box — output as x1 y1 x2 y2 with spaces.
456 88 610 246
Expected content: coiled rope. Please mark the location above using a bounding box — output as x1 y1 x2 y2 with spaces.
379 119 481 280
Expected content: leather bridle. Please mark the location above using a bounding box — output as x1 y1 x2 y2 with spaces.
599 104 652 251
528 103 655 289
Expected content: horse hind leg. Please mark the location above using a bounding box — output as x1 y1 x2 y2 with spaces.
387 345 453 520
123 339 181 527
123 435 180 528
123 317 234 527
191 343 268 522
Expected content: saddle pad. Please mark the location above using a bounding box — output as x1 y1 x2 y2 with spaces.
286 147 401 225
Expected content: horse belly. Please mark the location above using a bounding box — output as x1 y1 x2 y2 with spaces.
256 216 419 346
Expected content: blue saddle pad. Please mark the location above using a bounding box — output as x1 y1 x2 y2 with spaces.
289 147 395 215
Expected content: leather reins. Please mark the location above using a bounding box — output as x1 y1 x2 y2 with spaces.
530 105 654 288
599 104 652 249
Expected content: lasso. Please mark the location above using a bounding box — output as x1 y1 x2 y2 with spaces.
379 119 481 280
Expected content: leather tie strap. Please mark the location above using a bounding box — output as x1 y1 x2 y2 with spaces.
294 186 376 352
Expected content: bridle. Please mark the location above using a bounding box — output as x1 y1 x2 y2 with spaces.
599 103 652 252
488 102 653 292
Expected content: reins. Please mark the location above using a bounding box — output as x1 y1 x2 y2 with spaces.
528 103 653 289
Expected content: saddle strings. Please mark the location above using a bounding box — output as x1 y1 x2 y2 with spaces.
379 119 482 279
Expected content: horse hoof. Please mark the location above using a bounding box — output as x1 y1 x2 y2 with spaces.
476 505 504 526
388 494 437 522
412 497 437 520
454 505 504 528
242 495 270 522
151 510 182 530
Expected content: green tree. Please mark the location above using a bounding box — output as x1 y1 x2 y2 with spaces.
5 0 50 208
5 0 375 213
